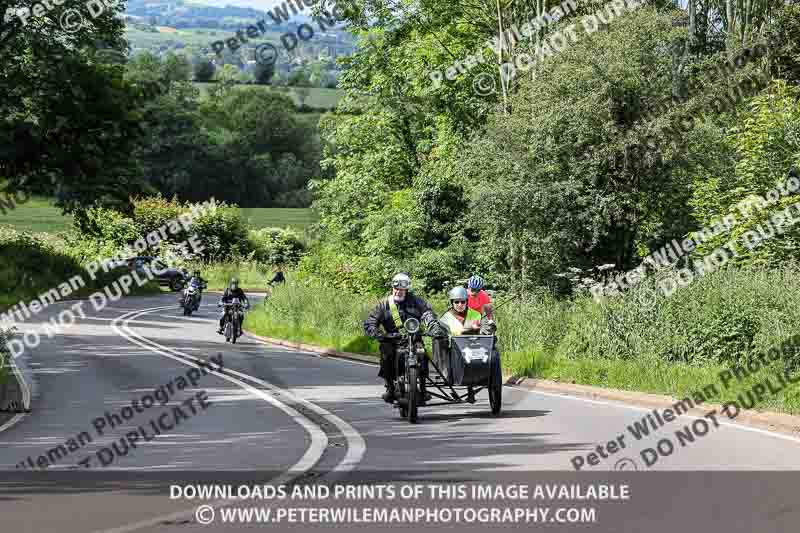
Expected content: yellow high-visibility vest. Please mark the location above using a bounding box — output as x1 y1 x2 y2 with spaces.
439 308 482 336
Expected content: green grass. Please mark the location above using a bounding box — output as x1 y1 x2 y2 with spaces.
0 196 73 233
244 280 383 355
193 83 344 109
241 208 317 230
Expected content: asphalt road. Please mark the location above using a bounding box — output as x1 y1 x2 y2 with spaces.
2 293 800 532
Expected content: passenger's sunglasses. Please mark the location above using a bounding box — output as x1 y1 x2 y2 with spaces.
452 300 467 304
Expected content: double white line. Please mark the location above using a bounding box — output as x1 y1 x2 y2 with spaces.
96 303 365 533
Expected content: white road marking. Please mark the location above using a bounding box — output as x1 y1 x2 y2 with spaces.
524 388 800 445
111 305 328 474
122 304 365 472
89 303 366 533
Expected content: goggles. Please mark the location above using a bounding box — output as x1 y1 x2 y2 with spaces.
452 300 467 304
391 279 411 289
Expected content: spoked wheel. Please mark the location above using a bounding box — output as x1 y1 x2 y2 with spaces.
397 377 408 419
489 350 502 415
231 320 239 344
225 321 232 343
406 366 418 424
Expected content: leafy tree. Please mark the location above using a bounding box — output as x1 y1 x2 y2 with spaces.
163 53 193 83
0 0 157 212
254 61 276 85
194 59 216 81
288 68 312 87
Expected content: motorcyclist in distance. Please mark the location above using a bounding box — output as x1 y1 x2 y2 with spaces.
217 278 250 335
187 270 208 306
268 265 286 287
363 273 443 403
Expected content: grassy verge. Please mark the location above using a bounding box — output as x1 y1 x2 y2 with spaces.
243 267 800 415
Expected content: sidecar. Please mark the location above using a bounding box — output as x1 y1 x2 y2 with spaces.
428 333 502 414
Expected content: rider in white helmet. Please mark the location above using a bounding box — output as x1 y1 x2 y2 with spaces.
363 273 441 402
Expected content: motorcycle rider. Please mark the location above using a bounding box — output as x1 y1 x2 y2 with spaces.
363 273 443 403
467 275 493 319
268 265 286 287
439 287 496 336
217 278 250 335
184 270 208 308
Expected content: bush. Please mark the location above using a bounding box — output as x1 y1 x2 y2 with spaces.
0 227 160 309
247 227 305 266
67 196 249 263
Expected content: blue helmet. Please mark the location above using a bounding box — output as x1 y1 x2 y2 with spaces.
467 275 484 290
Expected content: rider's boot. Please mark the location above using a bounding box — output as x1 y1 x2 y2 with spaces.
382 379 396 403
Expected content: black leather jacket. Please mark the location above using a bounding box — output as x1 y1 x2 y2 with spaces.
220 288 249 305
363 292 438 338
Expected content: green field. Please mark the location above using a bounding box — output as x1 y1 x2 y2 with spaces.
0 198 316 233
193 82 344 109
241 208 318 230
125 26 288 49
0 197 73 233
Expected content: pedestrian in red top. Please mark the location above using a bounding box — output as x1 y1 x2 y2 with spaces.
466 275 493 318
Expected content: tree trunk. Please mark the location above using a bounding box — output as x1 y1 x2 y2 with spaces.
496 0 508 115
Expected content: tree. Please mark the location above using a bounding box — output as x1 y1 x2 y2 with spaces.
287 68 311 87
163 53 193 83
194 60 216 81
0 0 156 212
294 86 310 107
254 61 276 85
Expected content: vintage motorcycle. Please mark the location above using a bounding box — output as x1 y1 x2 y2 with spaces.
221 298 247 344
385 318 502 424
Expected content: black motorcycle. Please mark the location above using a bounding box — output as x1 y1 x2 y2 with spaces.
221 298 246 344
384 317 502 424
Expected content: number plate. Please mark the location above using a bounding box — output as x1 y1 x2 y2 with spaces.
462 346 489 364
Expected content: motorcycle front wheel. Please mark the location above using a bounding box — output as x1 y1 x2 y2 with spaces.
406 366 418 424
